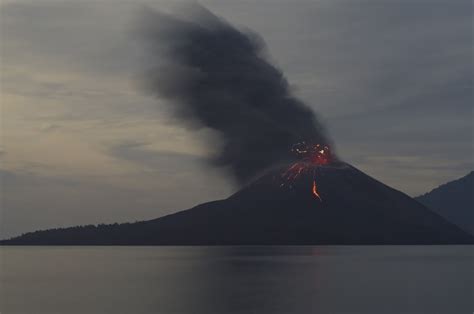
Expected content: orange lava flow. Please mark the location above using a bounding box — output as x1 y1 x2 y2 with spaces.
312 180 322 201
278 142 332 203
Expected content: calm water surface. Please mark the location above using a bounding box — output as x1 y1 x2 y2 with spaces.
1 246 472 314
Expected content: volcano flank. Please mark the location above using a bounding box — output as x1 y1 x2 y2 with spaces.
2 162 472 245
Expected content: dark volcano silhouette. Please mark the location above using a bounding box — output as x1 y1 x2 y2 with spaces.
416 171 473 235
1 163 472 245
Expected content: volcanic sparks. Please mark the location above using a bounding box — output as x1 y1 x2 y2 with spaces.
291 142 332 165
280 142 333 202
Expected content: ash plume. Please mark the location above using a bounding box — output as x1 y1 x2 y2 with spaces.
139 5 331 184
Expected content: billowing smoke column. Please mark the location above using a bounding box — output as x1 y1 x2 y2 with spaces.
140 5 332 184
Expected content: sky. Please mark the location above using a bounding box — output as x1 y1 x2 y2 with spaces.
1 0 472 238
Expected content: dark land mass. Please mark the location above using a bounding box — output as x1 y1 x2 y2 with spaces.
1 163 472 245
416 171 473 235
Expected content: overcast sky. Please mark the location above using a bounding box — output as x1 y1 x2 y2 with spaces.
1 0 472 238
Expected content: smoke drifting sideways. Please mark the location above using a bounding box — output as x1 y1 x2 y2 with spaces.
139 5 332 185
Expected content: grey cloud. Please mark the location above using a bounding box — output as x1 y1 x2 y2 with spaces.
108 141 208 173
306 1 470 116
0 1 167 124
39 123 60 132
0 1 139 76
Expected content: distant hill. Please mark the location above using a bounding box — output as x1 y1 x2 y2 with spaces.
416 171 473 235
1 163 472 245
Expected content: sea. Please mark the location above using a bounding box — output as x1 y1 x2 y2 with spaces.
1 246 472 314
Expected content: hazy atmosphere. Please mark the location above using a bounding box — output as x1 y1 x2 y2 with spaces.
1 0 472 238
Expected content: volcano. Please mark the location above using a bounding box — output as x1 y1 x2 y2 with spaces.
416 171 474 235
2 162 472 245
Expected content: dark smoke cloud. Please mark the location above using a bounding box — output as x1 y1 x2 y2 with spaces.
139 4 331 184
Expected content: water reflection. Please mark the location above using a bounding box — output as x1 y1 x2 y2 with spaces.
1 246 472 314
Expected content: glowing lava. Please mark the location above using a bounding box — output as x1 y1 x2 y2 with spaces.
291 142 332 165
312 180 322 201
280 142 333 202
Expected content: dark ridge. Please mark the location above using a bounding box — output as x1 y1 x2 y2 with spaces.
416 171 473 235
2 163 472 245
